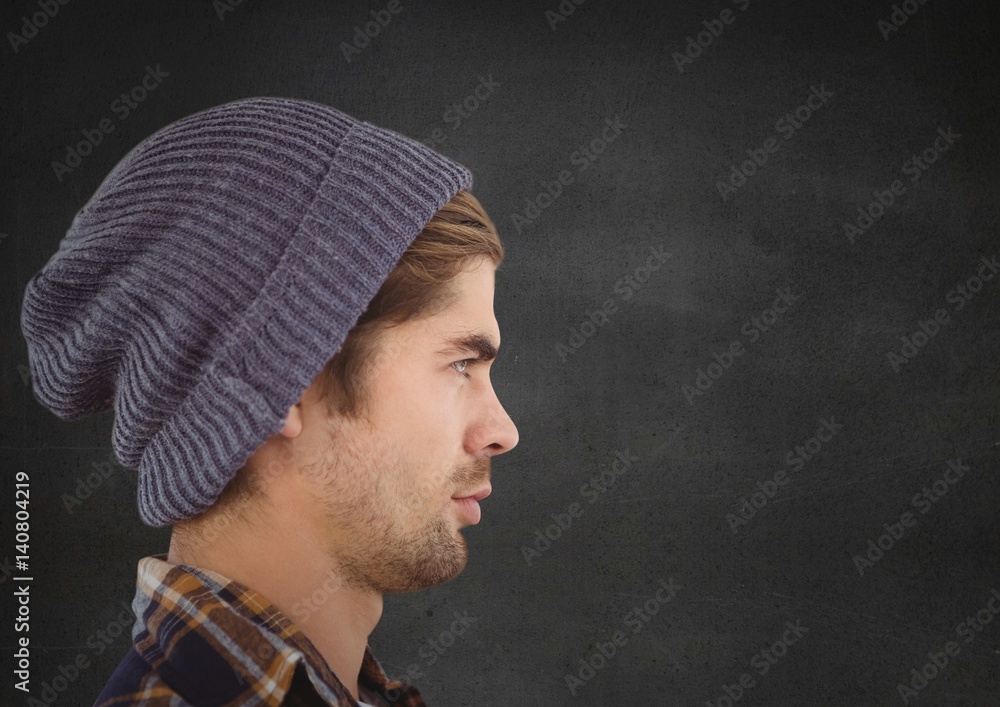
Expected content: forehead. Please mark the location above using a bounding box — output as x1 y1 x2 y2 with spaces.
440 263 494 315
397 261 500 350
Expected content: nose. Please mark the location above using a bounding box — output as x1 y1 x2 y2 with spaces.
469 383 519 458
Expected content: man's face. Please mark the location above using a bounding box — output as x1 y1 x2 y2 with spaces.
289 257 519 594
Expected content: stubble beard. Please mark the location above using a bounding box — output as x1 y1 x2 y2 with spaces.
309 420 489 595
345 499 470 594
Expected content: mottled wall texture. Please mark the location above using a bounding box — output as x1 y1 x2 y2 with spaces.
3 0 998 704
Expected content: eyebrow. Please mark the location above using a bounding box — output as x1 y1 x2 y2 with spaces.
437 333 499 362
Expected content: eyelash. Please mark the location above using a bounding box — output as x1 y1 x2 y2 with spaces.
452 359 474 379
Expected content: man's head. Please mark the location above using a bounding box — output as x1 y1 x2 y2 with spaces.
172 189 519 592
21 96 513 554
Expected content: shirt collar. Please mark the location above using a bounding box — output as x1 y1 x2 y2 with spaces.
129 553 422 706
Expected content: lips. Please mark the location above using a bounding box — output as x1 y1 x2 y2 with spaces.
453 485 492 502
452 484 491 525
454 496 481 524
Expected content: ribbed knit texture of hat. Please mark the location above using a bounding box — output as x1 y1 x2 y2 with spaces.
20 96 472 527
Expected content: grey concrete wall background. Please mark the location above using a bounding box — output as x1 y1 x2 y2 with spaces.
2 0 998 704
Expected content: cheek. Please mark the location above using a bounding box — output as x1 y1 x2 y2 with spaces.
390 385 462 451
372 377 465 496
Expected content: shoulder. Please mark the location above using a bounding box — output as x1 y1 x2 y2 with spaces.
94 647 190 706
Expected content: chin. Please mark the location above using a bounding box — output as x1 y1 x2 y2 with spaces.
403 545 469 593
362 525 464 595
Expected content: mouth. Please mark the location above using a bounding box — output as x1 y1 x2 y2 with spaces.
452 484 492 525
453 485 492 502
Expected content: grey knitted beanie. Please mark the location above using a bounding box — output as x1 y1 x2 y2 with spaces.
20 96 473 527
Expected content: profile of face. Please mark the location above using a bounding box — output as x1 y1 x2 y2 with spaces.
284 257 519 594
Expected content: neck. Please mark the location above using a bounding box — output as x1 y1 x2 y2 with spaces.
167 510 381 701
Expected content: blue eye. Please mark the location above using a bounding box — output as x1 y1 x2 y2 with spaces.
452 359 473 379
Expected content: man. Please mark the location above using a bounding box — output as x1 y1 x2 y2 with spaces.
20 96 519 705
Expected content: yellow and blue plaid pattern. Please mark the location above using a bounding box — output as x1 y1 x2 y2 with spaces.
94 554 425 706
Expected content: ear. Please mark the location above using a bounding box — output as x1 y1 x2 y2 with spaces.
281 401 303 438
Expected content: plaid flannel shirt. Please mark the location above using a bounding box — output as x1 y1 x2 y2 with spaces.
94 554 426 706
